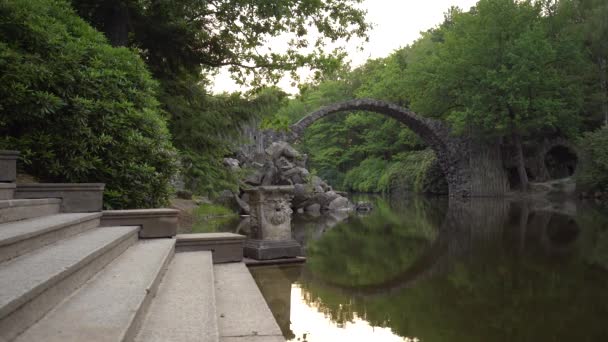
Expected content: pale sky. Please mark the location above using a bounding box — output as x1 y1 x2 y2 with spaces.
211 0 478 94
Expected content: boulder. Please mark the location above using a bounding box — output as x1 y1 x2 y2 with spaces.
265 141 300 160
305 203 321 215
244 171 263 186
328 196 352 211
223 158 241 172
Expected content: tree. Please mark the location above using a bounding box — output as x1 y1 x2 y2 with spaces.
573 0 608 126
70 0 371 195
71 0 369 85
0 0 176 209
405 0 588 189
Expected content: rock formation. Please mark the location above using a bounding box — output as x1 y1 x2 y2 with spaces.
229 141 353 214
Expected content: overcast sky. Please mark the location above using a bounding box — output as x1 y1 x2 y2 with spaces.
211 0 479 94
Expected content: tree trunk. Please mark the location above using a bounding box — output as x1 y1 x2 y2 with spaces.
600 56 607 126
512 130 529 190
106 2 130 47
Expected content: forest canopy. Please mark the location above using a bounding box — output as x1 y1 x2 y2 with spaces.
261 0 607 194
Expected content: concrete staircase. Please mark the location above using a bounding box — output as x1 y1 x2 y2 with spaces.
0 150 283 342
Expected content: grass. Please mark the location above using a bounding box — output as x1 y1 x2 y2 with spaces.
190 203 239 234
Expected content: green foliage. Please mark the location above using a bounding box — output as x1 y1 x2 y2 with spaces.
190 203 239 233
343 158 388 193
405 0 588 138
193 203 237 218
0 0 176 209
71 0 371 196
379 150 440 193
576 127 608 192
72 0 370 86
307 198 439 287
263 64 435 193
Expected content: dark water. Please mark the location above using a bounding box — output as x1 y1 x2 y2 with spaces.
248 195 608 342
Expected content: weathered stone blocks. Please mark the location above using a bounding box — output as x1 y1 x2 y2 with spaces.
0 150 19 182
101 209 178 238
15 183 105 212
243 186 301 260
175 233 245 263
0 183 16 200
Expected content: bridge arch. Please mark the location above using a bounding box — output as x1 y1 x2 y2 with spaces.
289 99 452 156
288 99 507 197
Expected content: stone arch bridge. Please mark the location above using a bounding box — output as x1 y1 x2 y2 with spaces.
251 99 509 197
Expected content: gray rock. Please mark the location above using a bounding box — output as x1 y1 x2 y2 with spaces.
305 204 321 215
223 158 241 171
265 141 301 160
275 156 294 171
235 194 250 215
328 196 352 211
260 161 278 186
244 171 263 186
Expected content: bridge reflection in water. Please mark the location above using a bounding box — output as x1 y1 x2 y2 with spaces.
250 195 608 342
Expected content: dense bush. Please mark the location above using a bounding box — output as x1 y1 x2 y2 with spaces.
0 0 176 209
343 149 446 194
577 127 608 193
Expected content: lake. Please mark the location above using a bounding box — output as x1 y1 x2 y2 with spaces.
248 195 608 342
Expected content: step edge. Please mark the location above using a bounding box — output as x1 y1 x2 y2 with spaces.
121 239 176 342
0 213 102 247
0 230 138 341
135 250 219 342
0 226 139 319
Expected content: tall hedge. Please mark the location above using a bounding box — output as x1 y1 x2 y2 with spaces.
0 0 176 209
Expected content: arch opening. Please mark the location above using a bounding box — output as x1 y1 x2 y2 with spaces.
544 146 577 180
288 99 458 195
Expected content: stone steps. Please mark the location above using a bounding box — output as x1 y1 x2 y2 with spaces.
136 251 218 342
0 226 139 341
0 150 284 342
176 233 245 263
214 263 284 342
0 198 61 224
15 239 174 342
0 213 102 263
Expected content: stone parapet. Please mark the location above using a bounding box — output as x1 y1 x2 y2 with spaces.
0 150 19 182
175 233 245 263
243 239 301 260
15 183 105 212
0 183 16 200
101 209 178 238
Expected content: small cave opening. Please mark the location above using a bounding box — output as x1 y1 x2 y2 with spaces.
544 146 577 180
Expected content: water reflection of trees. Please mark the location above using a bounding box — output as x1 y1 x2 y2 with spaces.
306 197 441 287
298 197 608 341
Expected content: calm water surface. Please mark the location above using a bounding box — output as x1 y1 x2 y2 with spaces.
247 195 608 342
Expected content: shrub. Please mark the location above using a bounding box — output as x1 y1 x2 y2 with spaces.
0 0 176 209
344 150 446 194
577 127 608 193
343 157 388 193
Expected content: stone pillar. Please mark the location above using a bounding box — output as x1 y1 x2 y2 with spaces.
0 150 19 182
243 186 301 260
